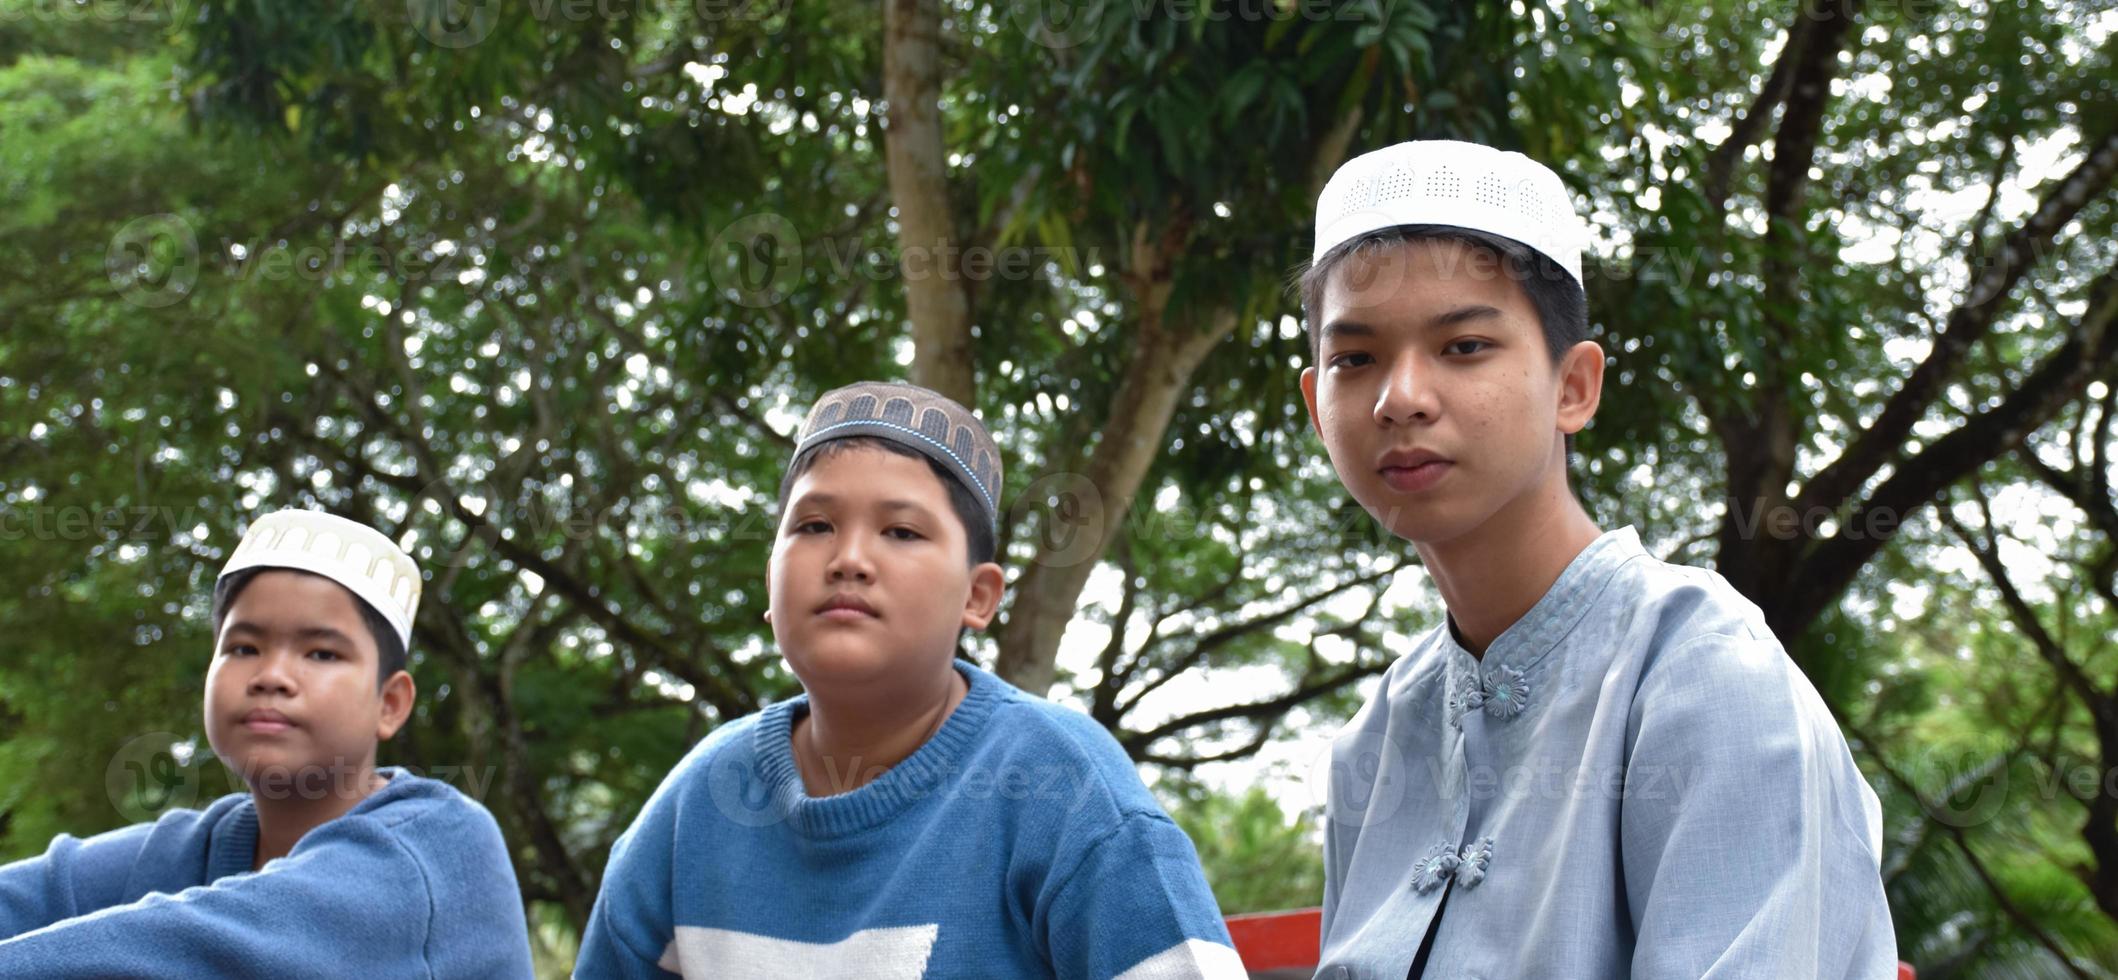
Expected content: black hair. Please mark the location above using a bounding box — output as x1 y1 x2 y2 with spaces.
1297 224 1590 452
775 436 997 567
210 568 409 687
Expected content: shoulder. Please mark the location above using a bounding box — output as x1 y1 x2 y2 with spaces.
309 773 524 902
1326 623 1449 752
1623 619 1847 770
1616 554 1800 704
975 672 1168 829
590 706 782 841
1377 625 1454 708
322 772 513 872
645 706 772 802
1605 546 1774 653
115 787 256 859
146 788 257 836
1586 546 1855 739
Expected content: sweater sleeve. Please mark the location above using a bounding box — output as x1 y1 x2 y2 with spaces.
575 769 685 979
1041 811 1244 980
0 823 155 940
1621 630 1897 979
0 814 436 977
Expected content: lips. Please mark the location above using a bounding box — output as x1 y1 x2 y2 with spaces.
815 593 880 620
1377 448 1454 493
239 707 299 733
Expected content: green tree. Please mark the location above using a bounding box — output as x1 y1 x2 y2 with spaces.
1165 782 1325 916
5 0 2118 973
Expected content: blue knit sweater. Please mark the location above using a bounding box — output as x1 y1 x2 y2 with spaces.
0 767 533 978
576 662 1241 979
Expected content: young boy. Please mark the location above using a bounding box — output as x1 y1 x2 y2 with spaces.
0 509 534 977
576 381 1241 979
1301 142 1895 977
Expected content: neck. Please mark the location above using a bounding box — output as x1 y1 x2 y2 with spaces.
794 665 966 797
247 763 386 870
1415 468 1603 658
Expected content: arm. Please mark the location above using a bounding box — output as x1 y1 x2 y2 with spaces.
1621 631 1895 979
1320 806 1345 941
0 823 153 940
574 772 685 979
1041 812 1245 980
0 816 433 977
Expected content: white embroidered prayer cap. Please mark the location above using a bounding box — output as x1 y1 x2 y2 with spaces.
216 510 421 648
1313 139 1589 286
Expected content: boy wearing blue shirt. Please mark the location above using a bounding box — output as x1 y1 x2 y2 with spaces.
1300 142 1895 977
0 509 534 977
576 382 1241 979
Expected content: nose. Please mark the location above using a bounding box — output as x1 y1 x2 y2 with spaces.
1373 353 1440 427
246 649 297 697
825 534 875 584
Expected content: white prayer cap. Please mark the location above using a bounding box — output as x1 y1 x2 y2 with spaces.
1312 139 1589 286
216 510 421 648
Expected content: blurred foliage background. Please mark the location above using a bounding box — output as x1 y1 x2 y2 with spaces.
3 0 2117 973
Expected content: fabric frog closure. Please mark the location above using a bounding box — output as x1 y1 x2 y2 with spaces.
1447 665 1533 728
1411 836 1498 892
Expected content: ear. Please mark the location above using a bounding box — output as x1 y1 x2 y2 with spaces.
959 561 1006 630
1554 339 1605 436
1300 366 1324 441
375 670 417 742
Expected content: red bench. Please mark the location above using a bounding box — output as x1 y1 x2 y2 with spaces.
1225 908 1914 979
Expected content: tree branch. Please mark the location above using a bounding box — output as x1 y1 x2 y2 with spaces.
1701 4 1817 211
1850 726 2097 978
1119 660 1391 754
1114 559 1409 718
1777 266 2118 637
1938 488 2104 705
290 384 756 720
1795 128 2118 522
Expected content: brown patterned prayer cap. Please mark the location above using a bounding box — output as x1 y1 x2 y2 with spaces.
792 382 1002 534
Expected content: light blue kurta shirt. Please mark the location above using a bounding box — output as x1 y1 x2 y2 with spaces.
1319 526 1895 979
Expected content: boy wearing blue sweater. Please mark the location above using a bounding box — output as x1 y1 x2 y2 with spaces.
0 509 535 977
576 382 1242 979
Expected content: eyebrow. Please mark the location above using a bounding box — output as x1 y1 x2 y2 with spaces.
221 622 359 647
1320 304 1505 344
790 494 940 520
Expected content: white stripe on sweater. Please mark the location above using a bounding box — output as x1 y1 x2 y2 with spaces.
1114 938 1248 979
657 924 938 979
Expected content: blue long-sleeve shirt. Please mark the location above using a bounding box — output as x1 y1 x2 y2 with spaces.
0 767 533 978
576 660 1242 979
1319 526 1895 978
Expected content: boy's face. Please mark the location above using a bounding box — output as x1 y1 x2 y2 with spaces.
1300 239 1601 546
768 446 1003 697
204 571 413 790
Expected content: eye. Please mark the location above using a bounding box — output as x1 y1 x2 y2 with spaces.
307 649 342 662
1444 339 1491 356
224 644 258 657
884 526 924 542
1328 351 1373 370
793 519 831 535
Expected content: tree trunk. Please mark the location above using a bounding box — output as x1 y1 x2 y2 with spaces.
990 217 1235 693
882 0 976 407
993 304 1236 695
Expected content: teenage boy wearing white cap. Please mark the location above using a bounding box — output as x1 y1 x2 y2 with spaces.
0 510 534 978
1300 142 1894 978
577 382 1241 979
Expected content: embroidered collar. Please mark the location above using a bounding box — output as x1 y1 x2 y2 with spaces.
1442 526 1644 727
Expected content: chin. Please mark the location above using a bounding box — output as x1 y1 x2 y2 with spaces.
1355 489 1481 546
783 640 903 687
